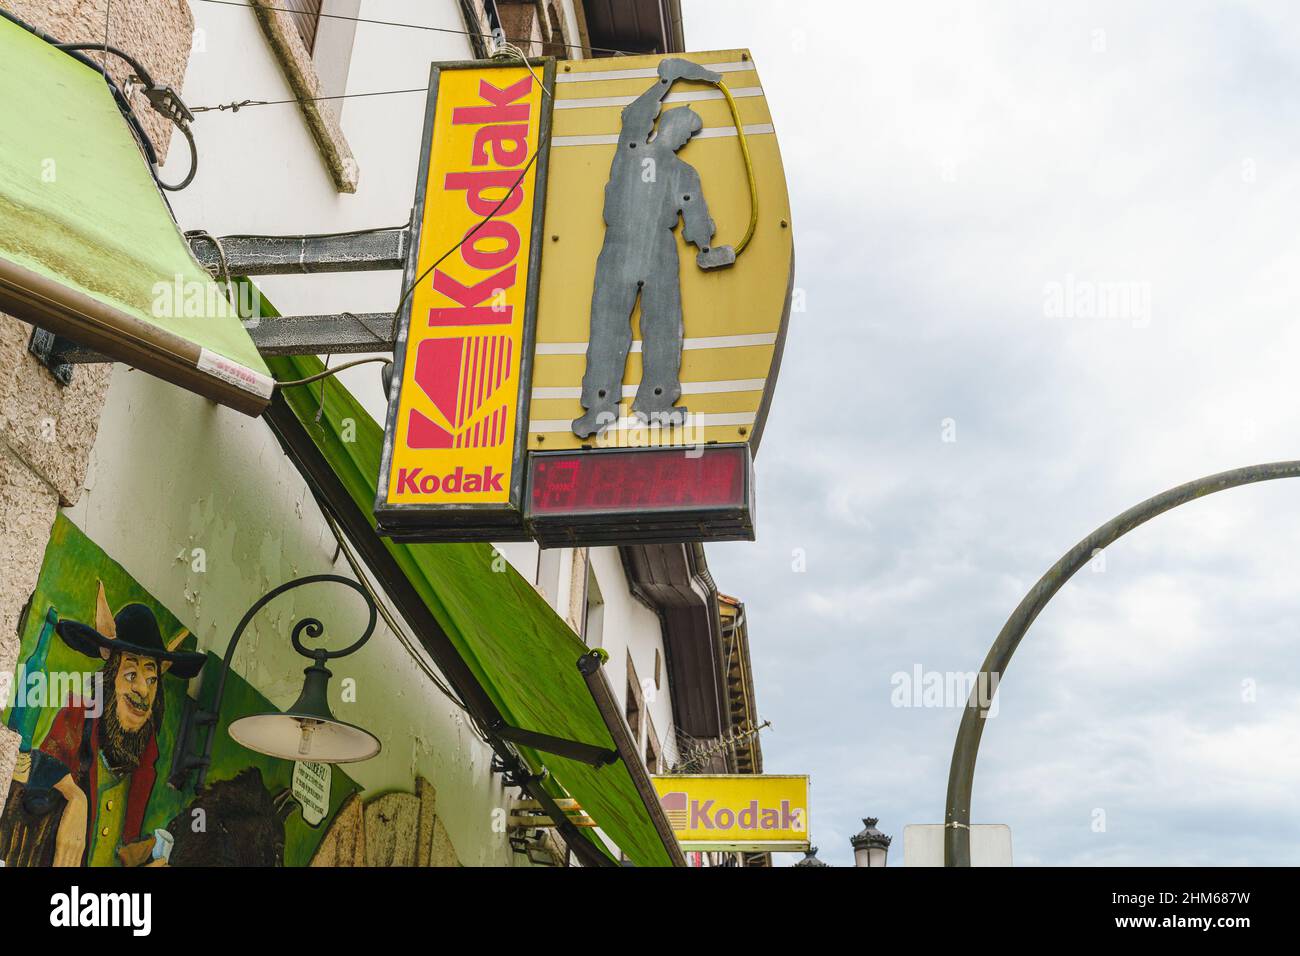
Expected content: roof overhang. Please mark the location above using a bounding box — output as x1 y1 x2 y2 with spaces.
620 542 728 739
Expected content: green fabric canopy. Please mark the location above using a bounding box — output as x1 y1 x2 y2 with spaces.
0 13 270 412
267 347 676 867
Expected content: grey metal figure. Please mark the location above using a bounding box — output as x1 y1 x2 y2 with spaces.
571 58 734 439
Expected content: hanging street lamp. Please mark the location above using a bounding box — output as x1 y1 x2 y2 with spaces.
851 817 892 867
793 845 830 867
171 574 382 789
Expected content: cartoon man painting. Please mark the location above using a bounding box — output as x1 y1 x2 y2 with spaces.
572 58 734 439
5 584 203 866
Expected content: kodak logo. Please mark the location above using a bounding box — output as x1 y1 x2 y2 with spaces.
396 465 505 495
687 799 804 832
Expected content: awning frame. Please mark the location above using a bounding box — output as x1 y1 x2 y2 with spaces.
263 386 686 867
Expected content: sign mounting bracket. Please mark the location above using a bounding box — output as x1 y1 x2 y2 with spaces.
48 226 414 364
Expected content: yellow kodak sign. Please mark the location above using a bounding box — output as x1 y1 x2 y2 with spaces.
651 774 810 852
378 62 551 534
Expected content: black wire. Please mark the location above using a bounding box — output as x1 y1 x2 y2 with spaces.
389 149 538 336
194 0 644 57
193 86 427 113
102 0 111 77
0 10 160 170
157 122 198 191
56 41 154 88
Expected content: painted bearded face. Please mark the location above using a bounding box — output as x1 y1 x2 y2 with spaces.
99 651 164 775
113 652 159 733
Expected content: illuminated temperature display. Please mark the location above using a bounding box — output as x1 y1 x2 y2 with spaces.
526 445 754 546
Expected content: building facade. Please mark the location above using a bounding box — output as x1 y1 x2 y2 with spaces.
0 0 767 868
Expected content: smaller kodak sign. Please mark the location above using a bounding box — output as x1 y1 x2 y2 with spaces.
650 774 810 852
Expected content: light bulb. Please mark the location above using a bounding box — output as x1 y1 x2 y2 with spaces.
298 720 315 756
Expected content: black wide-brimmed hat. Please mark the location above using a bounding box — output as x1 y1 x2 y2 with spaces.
57 602 206 680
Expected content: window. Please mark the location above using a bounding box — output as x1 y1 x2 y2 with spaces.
283 0 323 54
544 2 569 59
583 564 604 648
625 653 643 744
536 546 563 609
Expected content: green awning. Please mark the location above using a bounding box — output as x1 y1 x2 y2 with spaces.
0 12 271 414
264 347 681 867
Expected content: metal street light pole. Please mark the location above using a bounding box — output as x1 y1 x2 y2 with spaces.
945 460 1300 866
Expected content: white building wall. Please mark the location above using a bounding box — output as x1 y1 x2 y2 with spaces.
586 547 678 770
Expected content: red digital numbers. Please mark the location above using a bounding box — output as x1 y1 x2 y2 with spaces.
529 447 745 515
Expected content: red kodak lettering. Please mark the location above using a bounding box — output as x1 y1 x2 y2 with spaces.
396 467 423 495
395 466 504 496
451 76 533 126
429 265 516 326
461 220 520 271
471 124 529 166
444 170 525 217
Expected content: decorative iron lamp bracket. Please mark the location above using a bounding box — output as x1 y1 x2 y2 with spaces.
169 574 379 791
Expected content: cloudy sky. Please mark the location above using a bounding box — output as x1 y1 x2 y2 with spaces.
683 0 1300 865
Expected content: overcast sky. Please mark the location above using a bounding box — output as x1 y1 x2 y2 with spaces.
684 0 1300 865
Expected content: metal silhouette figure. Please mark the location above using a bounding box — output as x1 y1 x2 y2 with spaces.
571 58 734 439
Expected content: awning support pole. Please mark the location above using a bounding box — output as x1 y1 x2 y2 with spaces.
489 720 619 768
578 651 688 867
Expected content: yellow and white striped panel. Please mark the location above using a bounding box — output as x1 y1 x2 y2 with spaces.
530 49 794 450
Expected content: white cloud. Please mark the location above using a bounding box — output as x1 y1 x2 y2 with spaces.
687 0 1300 865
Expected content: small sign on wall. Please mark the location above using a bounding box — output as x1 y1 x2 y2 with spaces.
292 761 331 828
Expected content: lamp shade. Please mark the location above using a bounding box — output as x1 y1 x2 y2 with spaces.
228 662 381 764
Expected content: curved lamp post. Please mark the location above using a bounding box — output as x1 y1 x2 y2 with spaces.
171 574 380 789
945 460 1300 866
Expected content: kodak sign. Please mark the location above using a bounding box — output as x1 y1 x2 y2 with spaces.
377 61 553 539
650 774 811 853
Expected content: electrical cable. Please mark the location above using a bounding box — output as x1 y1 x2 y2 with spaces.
0 10 178 193
315 503 483 730
192 87 427 113
388 149 539 338
54 41 200 191
273 355 392 388
56 41 154 87
715 79 759 256
183 228 234 305
158 122 198 191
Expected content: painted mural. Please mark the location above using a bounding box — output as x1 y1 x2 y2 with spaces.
0 514 360 866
